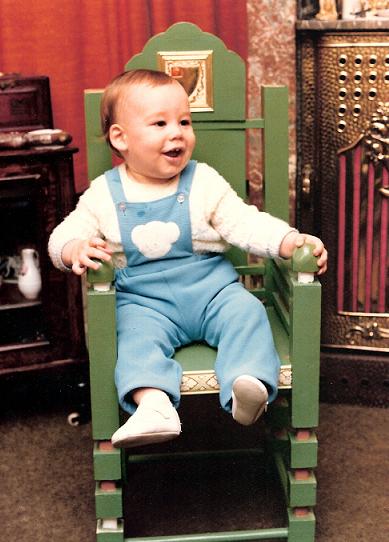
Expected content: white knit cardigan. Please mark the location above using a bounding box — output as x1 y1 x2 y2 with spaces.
48 162 295 271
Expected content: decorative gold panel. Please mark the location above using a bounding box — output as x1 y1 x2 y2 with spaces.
180 365 292 395
298 31 389 353
318 34 389 146
157 50 214 112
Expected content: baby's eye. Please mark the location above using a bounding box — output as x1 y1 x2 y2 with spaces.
154 120 166 127
180 119 191 126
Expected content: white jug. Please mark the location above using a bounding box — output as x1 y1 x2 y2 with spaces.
18 248 42 300
342 0 361 19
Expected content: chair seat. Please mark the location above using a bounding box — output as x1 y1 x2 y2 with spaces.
176 306 292 395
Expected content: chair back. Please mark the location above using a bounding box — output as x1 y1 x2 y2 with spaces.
84 22 289 266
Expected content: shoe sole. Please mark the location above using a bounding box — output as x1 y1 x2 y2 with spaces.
112 430 180 449
232 378 268 426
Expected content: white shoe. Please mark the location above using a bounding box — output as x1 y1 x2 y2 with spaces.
111 402 181 448
231 375 268 426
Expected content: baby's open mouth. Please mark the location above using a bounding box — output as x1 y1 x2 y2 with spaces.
164 148 182 158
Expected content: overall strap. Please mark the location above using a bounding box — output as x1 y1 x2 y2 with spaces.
178 160 197 194
104 167 127 204
105 161 197 205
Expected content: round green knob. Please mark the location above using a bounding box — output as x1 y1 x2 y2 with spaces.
292 243 319 273
87 259 114 284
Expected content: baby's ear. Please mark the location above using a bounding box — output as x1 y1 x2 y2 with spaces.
109 124 128 153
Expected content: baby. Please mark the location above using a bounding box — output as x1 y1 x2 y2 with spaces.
49 69 327 448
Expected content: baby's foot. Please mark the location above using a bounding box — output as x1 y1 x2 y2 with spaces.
231 375 268 426
111 402 181 448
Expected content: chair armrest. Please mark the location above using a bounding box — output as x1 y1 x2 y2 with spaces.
87 259 115 291
86 259 118 438
291 243 319 284
270 244 321 427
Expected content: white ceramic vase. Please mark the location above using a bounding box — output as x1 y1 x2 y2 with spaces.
18 248 42 300
342 0 362 19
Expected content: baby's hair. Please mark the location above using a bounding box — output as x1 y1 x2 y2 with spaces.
101 69 178 157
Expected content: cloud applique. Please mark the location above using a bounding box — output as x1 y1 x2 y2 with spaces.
131 221 180 259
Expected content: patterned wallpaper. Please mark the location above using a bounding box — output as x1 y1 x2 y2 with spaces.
247 0 297 219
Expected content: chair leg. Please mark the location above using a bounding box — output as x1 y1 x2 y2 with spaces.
288 507 315 542
94 440 124 541
96 517 124 541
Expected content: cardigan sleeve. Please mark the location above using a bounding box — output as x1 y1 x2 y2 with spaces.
204 165 296 258
48 177 106 271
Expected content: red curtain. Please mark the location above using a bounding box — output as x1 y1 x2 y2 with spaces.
0 0 247 191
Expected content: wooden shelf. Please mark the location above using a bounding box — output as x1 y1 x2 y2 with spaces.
0 339 49 353
296 19 389 31
0 281 41 310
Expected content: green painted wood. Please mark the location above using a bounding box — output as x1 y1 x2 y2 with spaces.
83 23 322 541
271 259 293 291
97 520 124 542
174 342 216 372
174 306 290 371
93 444 122 481
270 292 291 334
85 90 112 181
87 289 120 439
88 259 115 284
274 448 317 508
269 431 318 471
235 264 265 276
266 307 290 366
193 119 265 130
95 483 123 518
270 260 292 299
262 86 289 221
193 130 245 198
288 471 317 508
289 280 321 428
292 244 320 274
97 533 124 542
273 245 318 282
123 528 289 542
125 22 245 122
273 452 289 503
289 432 318 469
193 128 247 267
287 508 315 542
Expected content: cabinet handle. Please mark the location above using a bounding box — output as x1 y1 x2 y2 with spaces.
302 164 312 203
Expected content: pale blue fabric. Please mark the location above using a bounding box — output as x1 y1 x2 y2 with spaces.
105 162 280 414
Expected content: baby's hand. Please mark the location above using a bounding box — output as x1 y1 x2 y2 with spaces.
63 237 113 276
279 231 328 275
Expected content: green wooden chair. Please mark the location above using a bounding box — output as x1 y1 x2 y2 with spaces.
84 22 321 542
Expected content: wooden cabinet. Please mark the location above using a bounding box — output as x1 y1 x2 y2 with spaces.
296 21 389 405
0 146 86 374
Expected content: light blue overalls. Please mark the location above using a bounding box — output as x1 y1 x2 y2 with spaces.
105 161 280 415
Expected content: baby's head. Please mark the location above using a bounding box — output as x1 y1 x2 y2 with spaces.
101 69 195 184
101 69 174 155
101 70 195 183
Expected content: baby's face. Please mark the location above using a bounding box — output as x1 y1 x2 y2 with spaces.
110 81 195 185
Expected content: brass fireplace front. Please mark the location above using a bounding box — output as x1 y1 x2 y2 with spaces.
297 30 389 357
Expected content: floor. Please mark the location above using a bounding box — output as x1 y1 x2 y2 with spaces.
1 374 388 542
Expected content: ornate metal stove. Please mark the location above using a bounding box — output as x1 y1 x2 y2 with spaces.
297 24 389 405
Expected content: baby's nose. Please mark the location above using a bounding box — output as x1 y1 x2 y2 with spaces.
169 123 183 138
